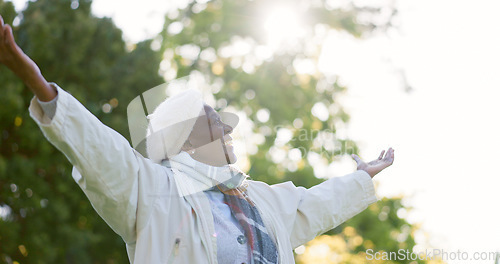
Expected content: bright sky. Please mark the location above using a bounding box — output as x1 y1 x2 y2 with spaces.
9 0 500 262
330 0 500 262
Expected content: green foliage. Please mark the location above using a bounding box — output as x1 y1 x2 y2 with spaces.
0 0 420 263
1 0 162 263
322 197 425 264
158 2 427 263
158 0 391 187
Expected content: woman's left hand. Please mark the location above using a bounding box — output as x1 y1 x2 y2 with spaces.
351 147 394 178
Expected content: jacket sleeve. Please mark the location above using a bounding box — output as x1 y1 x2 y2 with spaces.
289 170 378 248
28 83 158 244
259 170 378 249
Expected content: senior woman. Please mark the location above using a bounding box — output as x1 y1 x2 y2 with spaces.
0 15 394 264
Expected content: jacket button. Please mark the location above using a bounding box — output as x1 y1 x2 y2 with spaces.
237 235 246 244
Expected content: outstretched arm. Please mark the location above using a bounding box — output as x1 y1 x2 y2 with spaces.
0 14 56 101
249 148 395 248
0 15 160 243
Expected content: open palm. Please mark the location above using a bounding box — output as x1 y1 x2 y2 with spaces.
351 147 394 178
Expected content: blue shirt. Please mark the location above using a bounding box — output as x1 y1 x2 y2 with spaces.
205 189 253 264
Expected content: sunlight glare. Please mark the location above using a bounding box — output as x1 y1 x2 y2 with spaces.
263 6 305 50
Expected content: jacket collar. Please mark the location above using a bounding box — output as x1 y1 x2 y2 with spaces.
161 151 247 197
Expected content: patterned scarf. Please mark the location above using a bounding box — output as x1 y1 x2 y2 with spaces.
223 191 279 264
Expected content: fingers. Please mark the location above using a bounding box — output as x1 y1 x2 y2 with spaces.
4 25 13 45
0 22 21 65
378 150 385 160
0 15 4 41
351 154 362 165
383 147 394 163
383 147 392 156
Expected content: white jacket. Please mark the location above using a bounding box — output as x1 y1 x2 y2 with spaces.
29 83 379 264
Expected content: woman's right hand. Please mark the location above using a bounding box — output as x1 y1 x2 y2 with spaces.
1 14 56 101
0 14 39 78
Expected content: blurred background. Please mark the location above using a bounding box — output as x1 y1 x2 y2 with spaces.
1 0 499 263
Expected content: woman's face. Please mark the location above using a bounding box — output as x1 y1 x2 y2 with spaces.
184 104 237 166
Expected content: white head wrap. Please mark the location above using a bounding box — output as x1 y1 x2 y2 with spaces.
146 89 204 163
